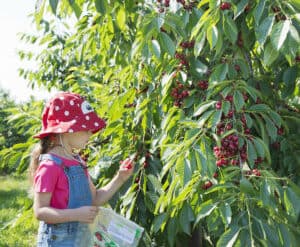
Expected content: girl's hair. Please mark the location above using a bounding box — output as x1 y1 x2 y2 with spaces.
28 136 52 184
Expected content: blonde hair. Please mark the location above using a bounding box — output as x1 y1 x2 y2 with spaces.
28 136 52 184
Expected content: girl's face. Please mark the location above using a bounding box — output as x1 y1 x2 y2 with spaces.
62 131 93 150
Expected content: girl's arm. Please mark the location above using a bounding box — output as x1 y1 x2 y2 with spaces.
34 192 99 224
92 158 134 206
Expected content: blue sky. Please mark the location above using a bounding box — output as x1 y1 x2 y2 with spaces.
0 1 51 102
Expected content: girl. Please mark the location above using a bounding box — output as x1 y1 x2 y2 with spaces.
29 92 134 247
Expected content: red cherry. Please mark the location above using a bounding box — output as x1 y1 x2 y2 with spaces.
234 64 241 72
95 232 102 241
216 101 222 109
220 2 231 10
124 164 133 169
252 169 261 176
202 181 213 189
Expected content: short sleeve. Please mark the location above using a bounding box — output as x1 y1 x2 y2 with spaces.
34 161 61 193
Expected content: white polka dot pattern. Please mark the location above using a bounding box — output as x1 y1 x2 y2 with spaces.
34 92 106 138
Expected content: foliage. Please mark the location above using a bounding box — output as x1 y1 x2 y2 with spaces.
2 0 300 246
0 95 43 175
0 175 38 246
0 89 36 174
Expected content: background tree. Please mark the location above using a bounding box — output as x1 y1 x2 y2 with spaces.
0 88 37 174
2 0 300 246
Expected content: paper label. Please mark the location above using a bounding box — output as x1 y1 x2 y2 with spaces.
107 220 135 244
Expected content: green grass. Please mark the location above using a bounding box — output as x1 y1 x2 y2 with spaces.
0 175 38 247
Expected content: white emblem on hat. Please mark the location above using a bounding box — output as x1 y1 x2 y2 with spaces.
81 101 94 114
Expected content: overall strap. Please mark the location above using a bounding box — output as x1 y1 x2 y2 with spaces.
38 154 63 166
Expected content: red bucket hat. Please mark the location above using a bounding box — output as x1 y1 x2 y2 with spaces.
34 92 106 139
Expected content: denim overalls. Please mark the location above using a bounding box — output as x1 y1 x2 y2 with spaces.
37 154 93 247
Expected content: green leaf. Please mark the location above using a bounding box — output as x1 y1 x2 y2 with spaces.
222 100 231 116
234 0 248 19
240 177 256 195
147 174 163 194
210 63 228 83
268 111 283 126
194 200 218 225
233 90 245 111
253 0 265 25
263 42 279 66
167 217 177 247
190 58 208 76
282 66 297 98
252 137 265 158
270 20 290 51
116 6 126 31
248 104 270 112
223 15 238 44
284 187 300 221
152 213 168 233
244 113 253 128
279 224 291 247
262 115 277 141
183 158 192 185
94 0 107 14
217 226 240 247
49 0 58 14
69 2 82 19
210 110 222 128
260 180 274 207
194 31 206 56
246 139 257 168
206 24 218 49
149 39 161 59
179 203 192 235
159 32 175 57
219 203 232 226
255 16 275 46
193 101 215 117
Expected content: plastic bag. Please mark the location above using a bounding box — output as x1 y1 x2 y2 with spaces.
90 207 144 247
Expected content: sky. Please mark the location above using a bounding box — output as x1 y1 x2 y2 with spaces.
0 1 52 102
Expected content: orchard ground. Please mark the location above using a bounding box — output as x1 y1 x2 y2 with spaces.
0 175 38 246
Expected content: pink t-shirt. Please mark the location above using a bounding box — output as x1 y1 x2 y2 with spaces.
34 153 90 209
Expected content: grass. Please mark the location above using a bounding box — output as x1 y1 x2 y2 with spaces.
0 175 38 247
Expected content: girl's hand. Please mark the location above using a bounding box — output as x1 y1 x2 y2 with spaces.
76 206 99 223
118 155 135 182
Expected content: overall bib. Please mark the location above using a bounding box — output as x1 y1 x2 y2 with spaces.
37 154 93 247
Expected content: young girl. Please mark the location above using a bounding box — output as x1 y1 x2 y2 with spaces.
29 92 134 247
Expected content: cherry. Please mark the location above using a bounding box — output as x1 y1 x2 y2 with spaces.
220 2 231 10
252 169 261 176
216 101 222 109
234 64 241 72
277 127 284 135
95 232 102 241
244 4 251 12
197 80 208 90
124 164 133 169
202 181 213 189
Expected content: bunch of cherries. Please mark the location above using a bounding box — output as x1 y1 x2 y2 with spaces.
170 80 190 107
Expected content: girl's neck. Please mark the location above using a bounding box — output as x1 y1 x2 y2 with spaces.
49 145 77 161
